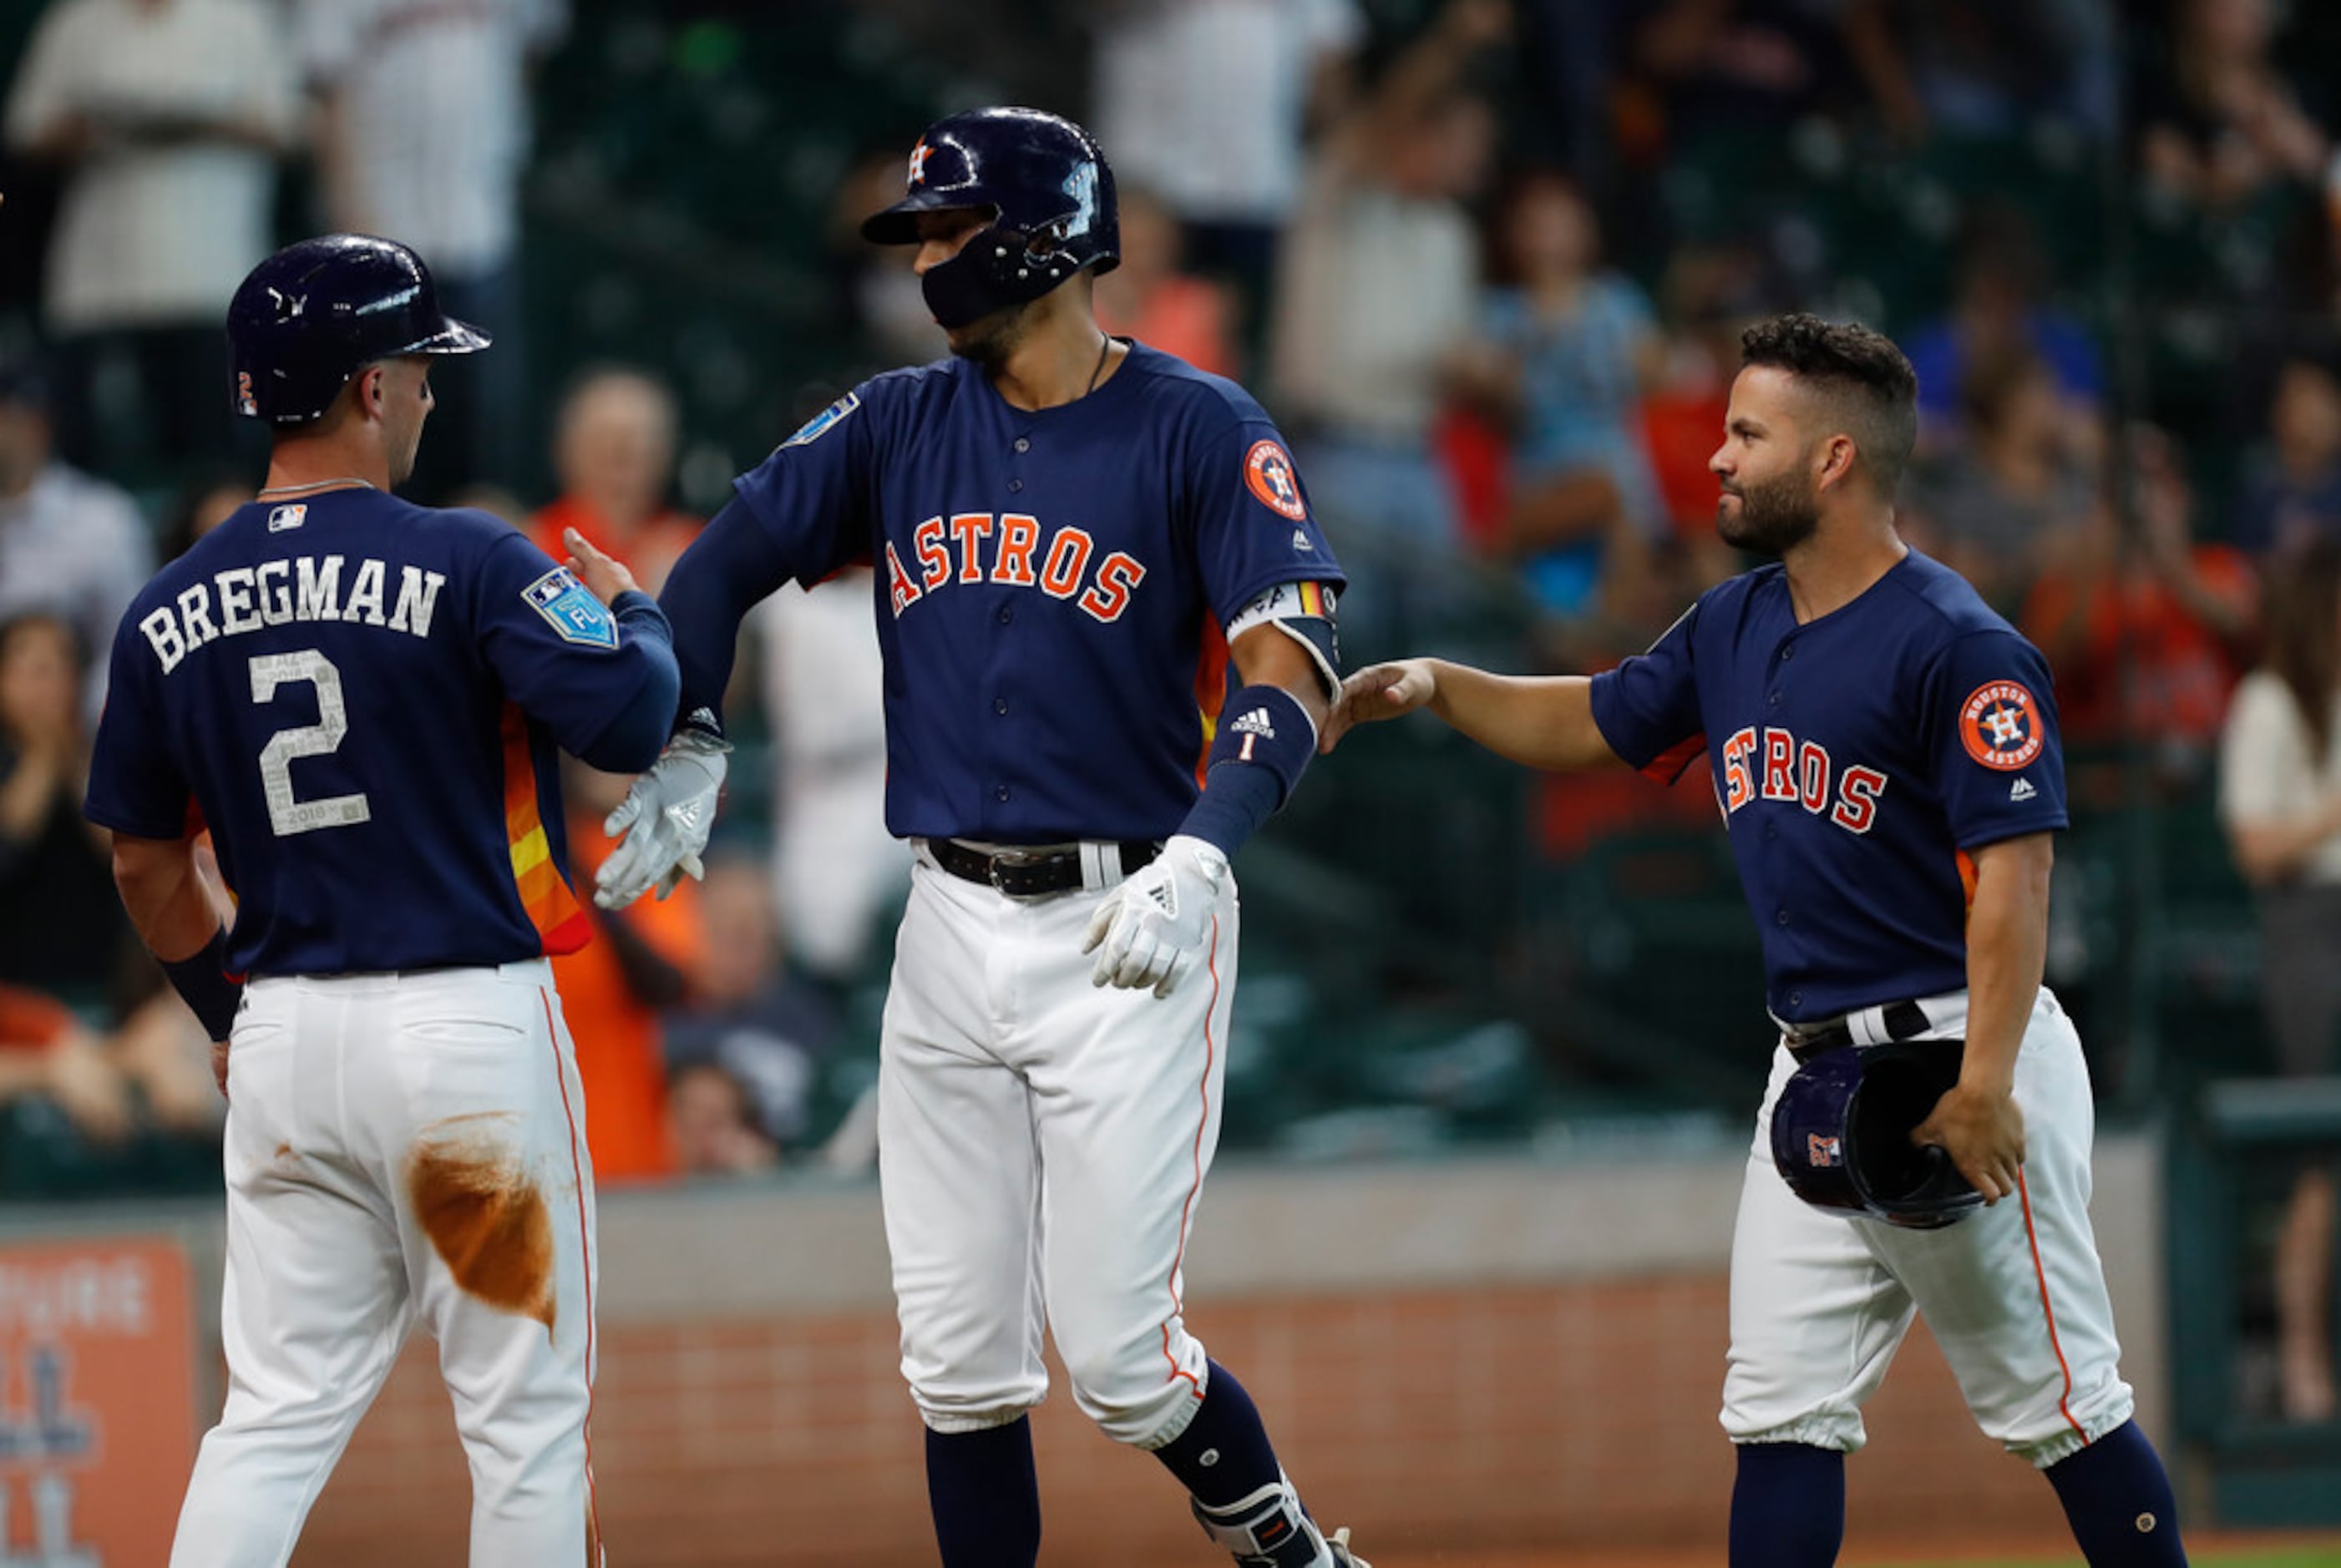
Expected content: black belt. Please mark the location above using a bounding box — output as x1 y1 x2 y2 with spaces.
929 838 1159 898
1786 999 1933 1064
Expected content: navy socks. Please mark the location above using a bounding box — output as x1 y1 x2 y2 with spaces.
925 1418 1041 1568
1153 1360 1290 1510
1725 1423 2184 1568
2045 1420 2186 1566
1730 1442 1846 1568
927 1364 1323 1566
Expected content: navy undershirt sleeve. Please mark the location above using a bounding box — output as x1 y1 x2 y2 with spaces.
661 496 804 738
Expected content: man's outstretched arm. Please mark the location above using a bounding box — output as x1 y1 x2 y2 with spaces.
1320 659 1624 773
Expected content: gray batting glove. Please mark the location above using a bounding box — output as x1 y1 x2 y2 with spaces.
593 731 730 909
1080 834 1230 999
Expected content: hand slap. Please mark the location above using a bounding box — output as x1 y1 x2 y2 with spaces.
592 731 729 909
1318 660 1437 753
563 527 642 605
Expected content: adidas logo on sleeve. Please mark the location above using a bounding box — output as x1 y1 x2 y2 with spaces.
1229 707 1277 740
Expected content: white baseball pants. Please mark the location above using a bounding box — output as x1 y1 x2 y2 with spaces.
879 847 1237 1449
171 960 600 1567
1723 986 2136 1466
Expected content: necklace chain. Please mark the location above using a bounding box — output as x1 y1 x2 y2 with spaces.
1085 334 1113 397
256 477 375 498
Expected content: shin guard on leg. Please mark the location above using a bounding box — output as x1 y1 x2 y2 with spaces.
1191 1474 1336 1568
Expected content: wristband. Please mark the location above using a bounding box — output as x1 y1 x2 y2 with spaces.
1177 685 1316 857
160 928 243 1042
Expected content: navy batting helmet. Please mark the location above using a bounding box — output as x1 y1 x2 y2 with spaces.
861 107 1119 330
227 235 489 426
1769 1039 1983 1230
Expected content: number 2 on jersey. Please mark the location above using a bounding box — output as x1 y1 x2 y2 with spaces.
251 650 372 837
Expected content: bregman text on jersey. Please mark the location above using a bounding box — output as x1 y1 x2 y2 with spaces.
136 554 447 673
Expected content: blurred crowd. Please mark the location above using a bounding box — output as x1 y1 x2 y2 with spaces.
0 0 924 1191
1 0 2340 1264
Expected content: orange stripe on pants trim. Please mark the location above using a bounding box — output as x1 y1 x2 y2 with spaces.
542 988 605 1561
2017 1167 2087 1444
1159 913 1221 1402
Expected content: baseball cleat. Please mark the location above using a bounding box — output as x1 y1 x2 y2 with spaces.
1325 1525 1370 1566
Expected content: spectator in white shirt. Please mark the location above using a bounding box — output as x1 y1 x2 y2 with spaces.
4 0 297 482
297 0 568 501
0 361 151 716
1089 0 1364 316
2219 539 2341 1425
1268 0 1507 655
758 569 904 988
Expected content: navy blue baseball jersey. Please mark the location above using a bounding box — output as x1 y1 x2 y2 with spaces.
84 490 679 978
666 341 1345 842
1589 549 2066 1022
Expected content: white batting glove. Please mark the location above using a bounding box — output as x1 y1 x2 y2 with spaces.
592 731 730 909
1080 835 1229 999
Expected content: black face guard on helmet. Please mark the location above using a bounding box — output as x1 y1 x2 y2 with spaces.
860 106 1120 331
1769 1039 1984 1231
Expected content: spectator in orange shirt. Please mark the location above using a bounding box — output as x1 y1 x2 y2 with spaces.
549 759 706 1185
528 367 700 594
0 983 133 1146
2021 427 2257 785
1096 185 1238 380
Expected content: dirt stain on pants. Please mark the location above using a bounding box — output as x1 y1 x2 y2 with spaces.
407 1114 557 1335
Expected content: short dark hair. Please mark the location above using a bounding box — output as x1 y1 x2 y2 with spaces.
1740 313 1921 495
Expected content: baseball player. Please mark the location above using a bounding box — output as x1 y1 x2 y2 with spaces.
595 109 1366 1567
1322 316 2189 1568
83 235 679 1565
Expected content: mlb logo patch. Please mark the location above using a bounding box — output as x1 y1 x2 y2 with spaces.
267 503 307 532
1806 1133 1842 1169
524 566 618 650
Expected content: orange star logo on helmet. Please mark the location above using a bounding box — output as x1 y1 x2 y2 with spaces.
908 140 932 186
1958 680 2045 771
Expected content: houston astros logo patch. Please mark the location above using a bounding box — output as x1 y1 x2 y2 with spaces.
1960 680 2045 771
1244 440 1308 523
